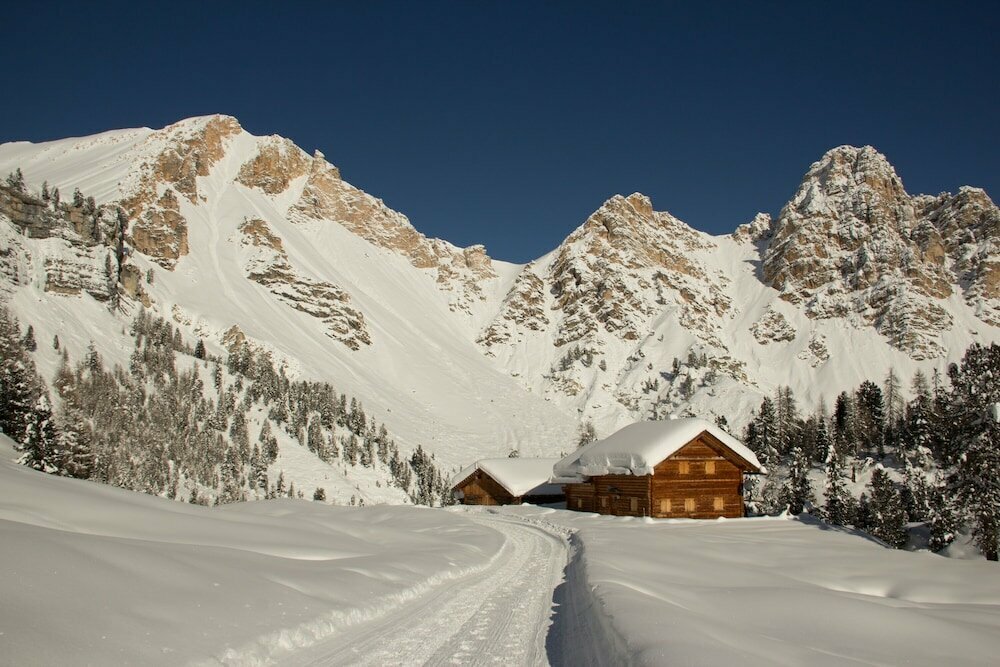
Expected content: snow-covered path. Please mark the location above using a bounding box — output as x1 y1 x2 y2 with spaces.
287 511 568 666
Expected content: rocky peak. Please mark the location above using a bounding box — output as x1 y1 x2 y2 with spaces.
762 145 999 358
732 212 773 245
482 193 731 353
236 135 312 195
122 115 244 269
288 150 496 313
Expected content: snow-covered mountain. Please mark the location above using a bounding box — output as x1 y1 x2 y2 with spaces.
1 115 997 474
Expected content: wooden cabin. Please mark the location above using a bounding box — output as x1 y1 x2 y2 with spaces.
451 458 564 506
555 418 762 519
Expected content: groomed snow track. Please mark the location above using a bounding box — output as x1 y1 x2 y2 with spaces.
282 510 590 666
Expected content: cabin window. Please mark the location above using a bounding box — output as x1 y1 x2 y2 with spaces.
684 498 696 512
660 498 672 513
678 461 690 475
630 498 638 512
713 497 724 511
576 499 583 509
705 461 716 475
600 496 608 508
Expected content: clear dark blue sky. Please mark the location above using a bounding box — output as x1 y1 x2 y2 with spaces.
2 1 997 262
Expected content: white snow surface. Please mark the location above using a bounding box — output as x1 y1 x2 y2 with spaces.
0 435 507 665
493 505 1000 666
554 417 761 479
3 443 999 666
451 457 563 497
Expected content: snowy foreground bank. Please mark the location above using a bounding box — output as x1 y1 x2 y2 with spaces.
3 437 1000 666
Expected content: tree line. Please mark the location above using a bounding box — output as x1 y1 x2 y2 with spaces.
0 306 451 507
742 344 1000 560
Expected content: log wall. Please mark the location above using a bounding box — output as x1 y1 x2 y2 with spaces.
650 436 744 518
453 471 515 506
563 432 749 519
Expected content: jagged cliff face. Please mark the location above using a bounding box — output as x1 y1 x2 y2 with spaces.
482 193 729 349
760 146 999 359
238 217 370 350
286 149 497 315
0 183 138 305
0 118 997 459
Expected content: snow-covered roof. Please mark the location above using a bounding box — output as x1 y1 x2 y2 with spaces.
451 458 563 498
553 418 761 479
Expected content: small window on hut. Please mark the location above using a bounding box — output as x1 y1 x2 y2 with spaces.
660 498 672 513
684 498 696 512
600 496 608 508
630 498 638 512
576 499 583 509
705 461 716 475
678 461 690 475
713 497 724 511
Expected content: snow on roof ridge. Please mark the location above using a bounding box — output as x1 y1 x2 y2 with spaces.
451 457 562 498
553 418 760 479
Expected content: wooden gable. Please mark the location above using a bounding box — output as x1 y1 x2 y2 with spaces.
453 470 515 506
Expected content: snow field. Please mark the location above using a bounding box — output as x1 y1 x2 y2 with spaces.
0 440 505 665
496 505 1000 666
3 441 1000 667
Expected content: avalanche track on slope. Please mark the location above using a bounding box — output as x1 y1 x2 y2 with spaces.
286 511 569 667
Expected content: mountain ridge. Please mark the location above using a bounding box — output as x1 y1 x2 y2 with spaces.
0 116 997 478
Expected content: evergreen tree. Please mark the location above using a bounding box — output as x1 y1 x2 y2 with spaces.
856 381 886 458
780 446 814 514
749 397 778 466
823 440 853 526
313 487 326 501
577 420 597 448
22 325 36 352
20 393 60 473
5 168 25 192
944 343 1000 560
194 339 206 360
866 466 907 548
833 391 859 457
883 367 904 457
774 386 801 456
0 308 40 442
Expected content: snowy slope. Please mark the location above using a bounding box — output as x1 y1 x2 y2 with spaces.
491 504 1000 666
7 435 997 666
0 116 579 472
1 117 997 472
0 434 505 665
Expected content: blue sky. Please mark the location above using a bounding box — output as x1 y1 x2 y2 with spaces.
2 1 997 262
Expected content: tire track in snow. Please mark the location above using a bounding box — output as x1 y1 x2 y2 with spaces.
285 511 568 666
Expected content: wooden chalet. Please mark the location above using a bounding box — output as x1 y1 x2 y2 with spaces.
554 418 762 519
451 458 564 506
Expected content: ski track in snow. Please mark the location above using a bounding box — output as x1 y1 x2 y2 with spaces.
286 512 568 667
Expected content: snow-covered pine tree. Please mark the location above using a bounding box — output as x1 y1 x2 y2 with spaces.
833 391 859 458
867 465 907 548
823 439 853 526
883 367 904 458
856 381 886 459
749 396 778 467
780 446 814 514
20 393 60 473
944 343 1000 560
21 325 36 352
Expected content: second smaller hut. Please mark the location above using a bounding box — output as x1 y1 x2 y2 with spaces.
451 458 564 505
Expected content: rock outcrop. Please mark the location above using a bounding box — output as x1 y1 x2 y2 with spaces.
761 145 999 359
290 150 497 313
123 115 243 269
239 217 371 350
